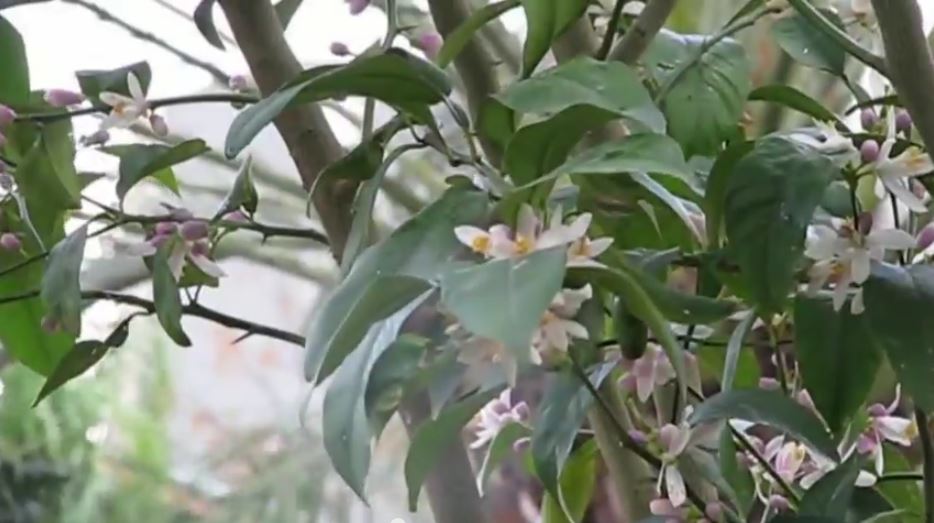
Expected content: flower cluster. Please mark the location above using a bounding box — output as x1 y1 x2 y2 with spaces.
469 389 530 449
124 213 225 281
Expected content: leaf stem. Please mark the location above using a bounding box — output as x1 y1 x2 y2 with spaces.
15 93 259 124
596 0 630 60
786 0 888 77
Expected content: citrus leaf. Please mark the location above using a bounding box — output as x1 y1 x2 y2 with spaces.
438 0 520 67
193 0 223 50
772 10 846 75
0 14 29 105
214 155 258 219
749 84 839 123
519 0 589 76
76 61 152 104
40 224 88 336
152 242 191 347
102 140 208 202
32 340 108 406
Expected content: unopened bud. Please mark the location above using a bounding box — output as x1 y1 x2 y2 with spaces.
414 32 443 59
758 377 780 390
860 139 880 164
768 495 791 511
41 315 61 333
0 232 21 251
917 223 934 251
705 502 724 522
82 129 110 146
228 74 250 91
628 429 648 444
154 221 178 235
857 212 874 236
0 173 13 191
330 41 351 57
860 109 878 131
149 113 169 137
0 104 16 129
180 220 210 241
222 210 247 223
346 0 369 15
43 89 86 108
149 233 172 249
896 110 913 134
190 240 210 257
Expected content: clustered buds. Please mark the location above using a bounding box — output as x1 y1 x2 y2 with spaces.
149 113 169 137
860 138 880 164
860 109 878 131
895 110 913 135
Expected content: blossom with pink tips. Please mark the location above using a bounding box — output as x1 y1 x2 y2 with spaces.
621 343 676 402
656 421 692 507
470 389 530 449
857 386 917 476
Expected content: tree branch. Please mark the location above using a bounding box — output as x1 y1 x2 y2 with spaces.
218 0 355 260
870 0 934 163
609 0 678 64
426 0 503 165
15 93 258 123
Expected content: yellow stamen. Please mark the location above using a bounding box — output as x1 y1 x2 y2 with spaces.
515 235 533 255
572 239 591 257
470 235 491 254
906 421 920 440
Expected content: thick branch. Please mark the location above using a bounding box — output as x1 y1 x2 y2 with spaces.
871 0 934 162
218 0 355 259
609 0 678 64
426 0 503 165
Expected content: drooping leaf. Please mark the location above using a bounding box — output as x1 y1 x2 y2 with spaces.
152 243 191 347
532 365 613 501
365 335 430 437
440 247 566 356
497 57 665 132
102 140 209 202
690 389 838 460
311 118 402 195
794 295 881 434
476 421 531 496
477 97 517 154
0 14 29 105
40 224 88 336
438 0 520 67
541 440 597 523
405 388 503 511
749 85 839 123
645 29 751 157
30 120 81 210
772 10 847 75
305 189 489 383
214 155 259 219
323 294 431 501
704 140 754 247
863 263 934 412
226 50 451 158
721 309 757 392
75 61 152 104
274 0 304 29
724 136 834 313
32 340 108 406
519 0 589 76
719 429 755 514
798 454 862 517
193 0 223 49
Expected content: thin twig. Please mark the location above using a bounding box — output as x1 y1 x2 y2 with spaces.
16 93 257 124
596 0 629 60
877 472 925 483
731 425 801 503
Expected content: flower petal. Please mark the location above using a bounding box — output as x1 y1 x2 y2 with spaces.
190 254 226 278
665 466 687 508
99 91 134 109
867 228 916 251
127 72 145 103
881 173 928 212
517 204 538 241
850 248 871 284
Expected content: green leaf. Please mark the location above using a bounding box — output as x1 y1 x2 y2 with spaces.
0 15 29 106
798 454 861 517
214 155 259 219
323 293 431 501
365 335 429 437
311 118 401 196
440 247 566 356
32 340 108 406
405 388 502 511
541 440 597 523
617 263 736 324
794 295 881 434
532 365 613 501
772 10 846 75
719 429 755 514
876 446 925 522
40 224 88 337
749 85 839 123
646 29 751 157
519 0 588 76
152 243 191 347
769 517 843 523
226 50 451 158
721 309 757 392
863 263 934 412
193 0 223 50
477 97 517 154
505 105 618 186
31 120 81 210
477 422 531 495
76 61 152 104
724 136 834 313
438 0 520 67
690 389 838 460
102 140 208 202
705 140 754 248
274 0 303 29
497 57 665 132
305 189 489 383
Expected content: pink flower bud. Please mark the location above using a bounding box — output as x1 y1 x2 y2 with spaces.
346 0 369 15
512 437 530 453
860 139 880 164
896 110 913 134
154 221 178 235
414 32 443 59
330 42 351 57
0 132 6 149
41 315 61 333
44 89 86 108
860 109 878 130
917 223 934 251
149 233 172 249
768 494 791 511
222 210 247 223
149 113 169 137
758 377 780 390
180 220 210 241
628 429 648 444
0 104 16 129
228 74 250 91
190 240 210 257
0 173 13 191
857 212 874 236
0 232 21 251
514 402 530 421
705 501 724 521
82 129 110 146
